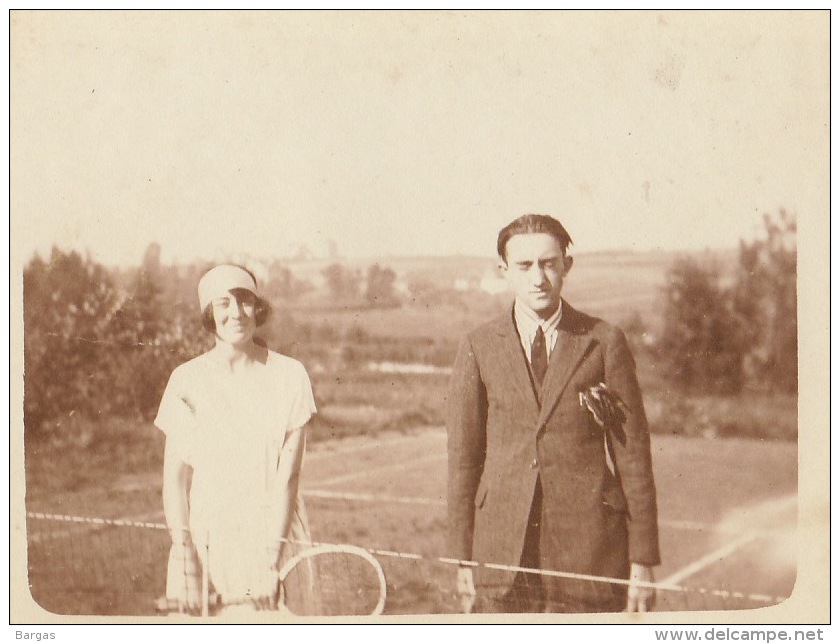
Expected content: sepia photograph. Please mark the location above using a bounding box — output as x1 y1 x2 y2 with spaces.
9 8 830 630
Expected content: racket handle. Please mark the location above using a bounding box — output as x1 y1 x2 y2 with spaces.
201 537 209 617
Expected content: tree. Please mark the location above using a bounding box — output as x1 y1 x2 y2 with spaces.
365 263 399 308
101 243 172 418
658 256 745 394
107 244 166 346
322 263 361 301
732 210 797 393
23 245 216 438
657 209 798 396
266 261 314 300
23 248 118 433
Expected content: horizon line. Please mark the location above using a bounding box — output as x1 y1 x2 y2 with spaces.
18 244 742 270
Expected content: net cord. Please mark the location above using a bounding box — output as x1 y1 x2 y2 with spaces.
24 511 786 605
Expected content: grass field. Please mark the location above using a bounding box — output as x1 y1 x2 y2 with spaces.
23 423 797 618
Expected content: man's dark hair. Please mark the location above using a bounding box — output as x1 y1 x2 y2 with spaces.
497 214 573 262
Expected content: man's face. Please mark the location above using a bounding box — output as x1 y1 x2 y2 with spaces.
501 232 572 319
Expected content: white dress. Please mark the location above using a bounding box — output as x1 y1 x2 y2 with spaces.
155 349 317 604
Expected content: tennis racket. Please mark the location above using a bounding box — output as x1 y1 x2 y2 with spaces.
277 543 387 616
157 542 387 617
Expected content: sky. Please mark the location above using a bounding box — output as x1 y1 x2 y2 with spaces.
10 10 829 267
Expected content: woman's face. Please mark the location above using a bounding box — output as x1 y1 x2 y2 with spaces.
211 289 257 347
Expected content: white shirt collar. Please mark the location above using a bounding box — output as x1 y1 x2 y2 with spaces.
513 298 563 356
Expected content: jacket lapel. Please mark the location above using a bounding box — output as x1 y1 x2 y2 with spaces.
537 303 595 430
495 310 541 418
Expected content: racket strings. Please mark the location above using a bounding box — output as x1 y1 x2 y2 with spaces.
281 548 386 616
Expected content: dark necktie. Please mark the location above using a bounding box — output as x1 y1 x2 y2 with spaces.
531 326 548 387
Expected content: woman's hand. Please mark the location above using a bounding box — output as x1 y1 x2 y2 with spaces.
249 563 281 611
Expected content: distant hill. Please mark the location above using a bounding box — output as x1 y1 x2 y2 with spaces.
275 248 739 340
282 248 737 290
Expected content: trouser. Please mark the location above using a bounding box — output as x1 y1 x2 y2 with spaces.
476 477 627 614
475 478 545 613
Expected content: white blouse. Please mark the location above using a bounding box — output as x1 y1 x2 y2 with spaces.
155 349 317 602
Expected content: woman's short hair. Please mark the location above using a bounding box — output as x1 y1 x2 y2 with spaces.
497 214 573 262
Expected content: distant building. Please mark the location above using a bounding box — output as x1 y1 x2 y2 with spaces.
293 245 313 262
394 278 411 296
453 278 471 292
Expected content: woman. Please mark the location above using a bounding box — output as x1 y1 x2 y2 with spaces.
155 264 317 613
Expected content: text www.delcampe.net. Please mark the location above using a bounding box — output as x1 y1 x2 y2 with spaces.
654 630 825 642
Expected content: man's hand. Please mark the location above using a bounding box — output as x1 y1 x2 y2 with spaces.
626 563 656 612
456 566 477 614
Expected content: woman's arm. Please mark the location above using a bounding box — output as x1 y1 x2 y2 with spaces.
267 424 308 567
162 437 192 542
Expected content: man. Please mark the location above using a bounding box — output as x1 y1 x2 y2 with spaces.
447 214 660 613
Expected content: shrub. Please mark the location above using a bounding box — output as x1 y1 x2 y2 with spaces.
657 257 745 394
23 248 118 433
732 210 797 393
365 263 400 308
657 210 797 396
646 392 797 441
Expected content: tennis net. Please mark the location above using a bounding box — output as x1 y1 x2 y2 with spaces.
23 512 788 617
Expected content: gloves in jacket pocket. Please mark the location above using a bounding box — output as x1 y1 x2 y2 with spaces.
579 382 628 447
